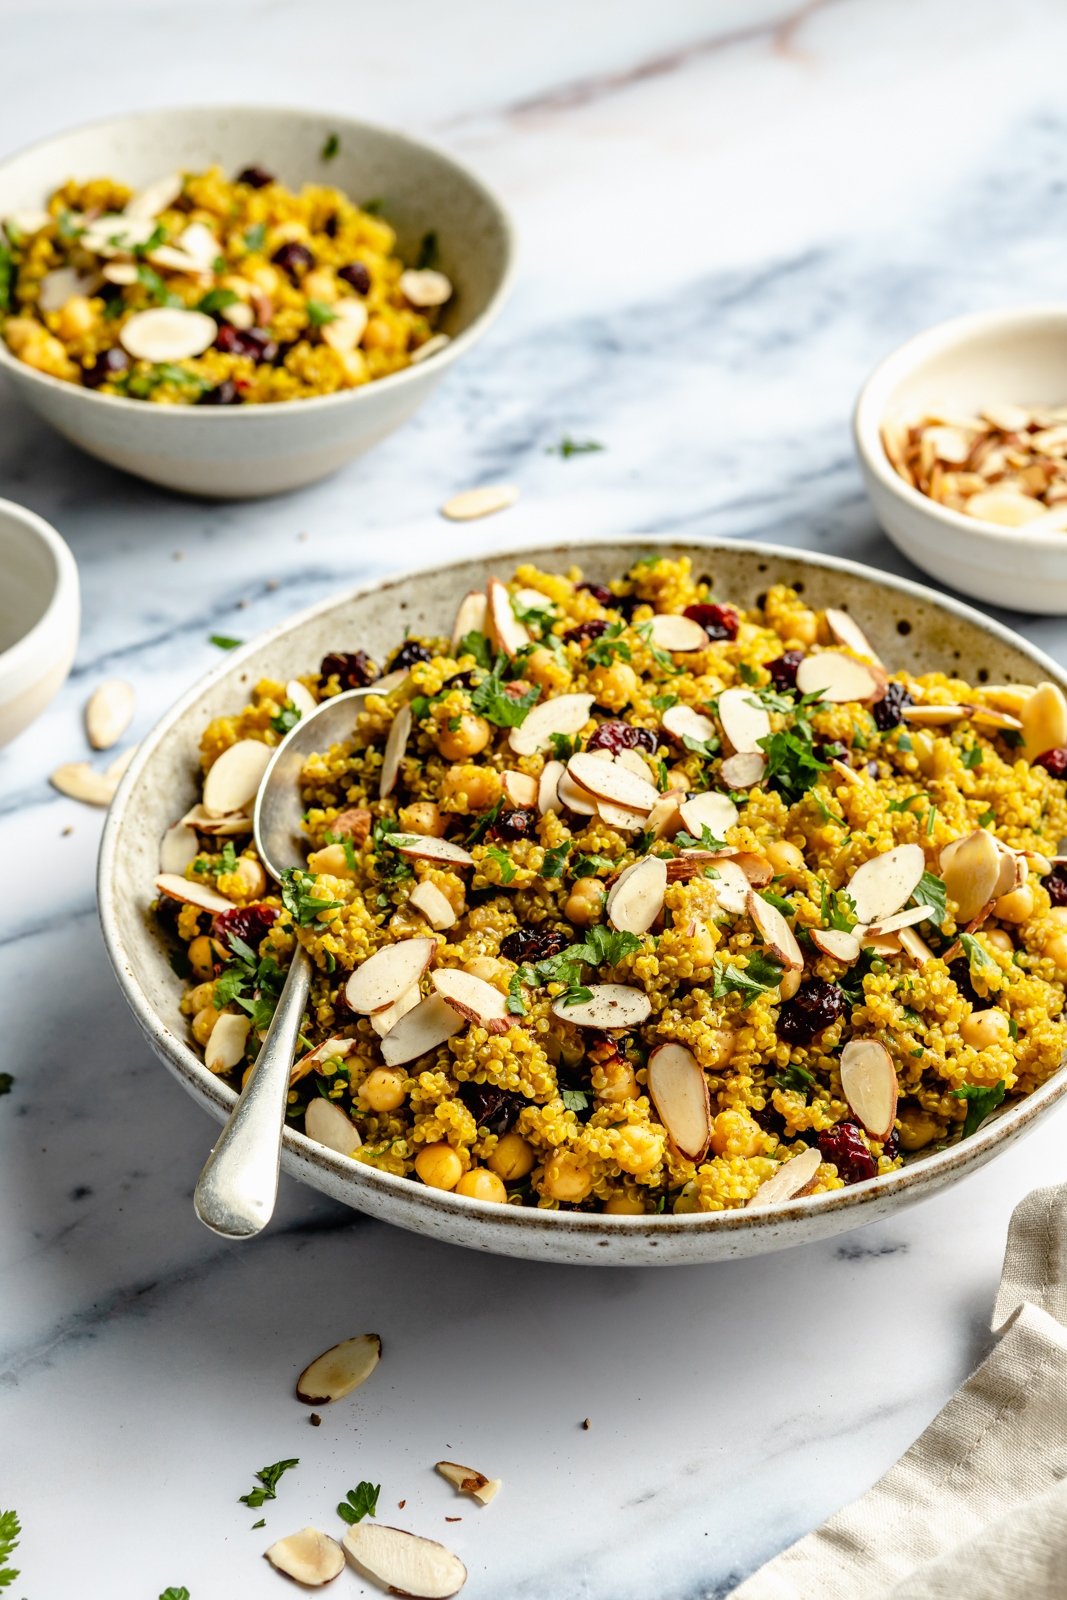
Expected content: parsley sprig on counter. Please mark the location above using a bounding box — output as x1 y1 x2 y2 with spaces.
239 1458 299 1509
337 1481 380 1525
0 1509 20 1591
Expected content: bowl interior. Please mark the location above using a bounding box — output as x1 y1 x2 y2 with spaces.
0 503 59 655
879 312 1067 425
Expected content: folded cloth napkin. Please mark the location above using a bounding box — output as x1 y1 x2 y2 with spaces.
731 1181 1067 1599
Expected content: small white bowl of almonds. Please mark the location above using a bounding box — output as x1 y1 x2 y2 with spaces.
854 305 1067 613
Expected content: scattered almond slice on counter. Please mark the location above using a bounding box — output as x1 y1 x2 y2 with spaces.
1020 681 1067 762
845 843 925 924
370 985 422 1039
379 703 412 799
155 872 235 913
550 984 651 1029
84 679 135 749
661 703 717 745
747 1145 822 1208
159 820 199 874
435 1461 501 1505
509 693 593 756
747 890 803 971
305 1098 361 1156
286 679 317 718
441 485 519 523
825 608 881 664
409 880 457 931
939 829 1001 924
719 751 766 788
379 994 465 1066
644 613 708 652
124 171 183 217
296 1333 382 1405
485 576 530 657
205 1011 251 1074
119 306 217 362
391 833 474 867
451 589 488 650
291 1037 356 1085
795 650 885 704
537 758 565 814
716 688 771 754
567 751 658 813
410 333 451 365
399 268 453 308
606 856 668 934
432 968 510 1033
647 1042 712 1162
50 761 118 807
679 790 738 838
810 927 862 963
345 937 436 1015
202 738 273 818
266 1527 346 1587
501 770 538 808
839 1039 898 1141
342 1524 466 1599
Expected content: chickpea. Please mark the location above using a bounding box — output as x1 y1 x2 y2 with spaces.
960 1009 1011 1050
766 839 805 879
994 883 1035 924
234 856 266 897
414 1142 463 1191
565 876 604 926
362 315 394 352
439 764 501 811
666 765 691 791
541 1150 594 1202
359 1068 407 1112
791 609 819 645
192 1006 218 1045
1045 931 1067 972
437 713 491 761
455 1168 507 1203
524 647 564 691
1047 907 1067 930
185 981 216 1013
303 269 336 303
399 800 446 837
897 1106 942 1151
710 1109 763 1159
307 842 356 879
672 1181 701 1215
705 1027 736 1070
488 1132 536 1182
595 1055 640 1103
985 928 1014 955
778 968 802 1002
57 294 94 341
687 920 718 967
614 1125 664 1176
587 660 639 711
188 934 222 980
910 730 936 773
604 1192 645 1215
463 955 507 984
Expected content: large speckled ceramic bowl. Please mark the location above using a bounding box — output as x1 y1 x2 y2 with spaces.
99 540 1067 1264
0 106 514 498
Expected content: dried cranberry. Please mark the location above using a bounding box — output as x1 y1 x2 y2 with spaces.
949 960 984 1009
457 1082 524 1136
813 739 847 764
564 619 609 645
388 640 432 672
319 650 378 689
500 926 569 964
81 347 129 388
493 807 538 842
214 902 278 953
338 261 372 294
873 680 913 731
236 165 274 188
777 979 846 1044
683 602 740 641
214 324 278 365
1047 865 1067 907
271 240 314 279
577 581 613 607
197 380 243 406
818 1120 877 1184
323 213 339 239
443 669 477 690
1035 748 1067 779
586 720 657 756
766 651 804 692
881 1129 901 1161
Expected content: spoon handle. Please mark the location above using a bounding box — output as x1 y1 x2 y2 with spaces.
193 944 312 1238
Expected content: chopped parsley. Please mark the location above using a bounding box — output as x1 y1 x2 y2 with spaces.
651 693 679 712
585 622 631 667
371 816 414 883
280 868 343 926
485 844 516 883
244 221 267 252
925 804 938 837
561 1087 591 1111
820 883 858 932
895 730 913 752
757 690 829 806
546 437 605 458
738 662 760 687
470 657 539 728
123 362 206 398
540 840 572 879
337 1481 380 1525
887 793 928 814
951 1079 1006 1138
209 633 243 650
270 701 302 735
761 888 795 916
239 1458 299 1509
773 1063 816 1095
911 871 947 927
196 286 240 315
159 1590 190 1600
57 209 84 240
1008 1017 1019 1040
961 744 984 770
136 263 183 307
321 132 340 160
0 1509 20 1591
465 797 503 848
960 932 998 974
570 853 615 878
711 952 783 1004
682 732 720 760
458 629 493 670
512 593 555 628
978 808 996 828
214 937 286 1034
675 824 726 852
511 926 640 1010
415 230 439 270
549 732 575 760
306 298 338 326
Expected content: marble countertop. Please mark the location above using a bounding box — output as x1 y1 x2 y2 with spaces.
5 1 1067 1595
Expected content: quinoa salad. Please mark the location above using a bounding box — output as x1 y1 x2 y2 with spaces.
0 163 451 405
153 557 1067 1214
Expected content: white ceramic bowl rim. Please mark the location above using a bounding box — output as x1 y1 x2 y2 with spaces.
854 303 1067 551
0 102 516 420
98 535 1067 1239
0 497 79 679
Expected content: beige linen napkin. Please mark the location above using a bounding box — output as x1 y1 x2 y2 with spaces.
732 1181 1067 1599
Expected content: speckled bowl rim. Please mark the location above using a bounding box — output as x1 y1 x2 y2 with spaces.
98 536 1067 1241
0 496 79 678
853 303 1067 551
0 102 516 418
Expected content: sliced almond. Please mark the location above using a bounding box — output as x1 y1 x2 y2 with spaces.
286 679 317 718
160 821 199 874
795 651 885 704
810 927 861 963
410 333 451 364
321 297 369 353
221 300 255 330
717 688 771 754
305 1097 362 1156
645 790 684 840
345 937 436 1014
370 985 422 1039
296 1332 381 1405
374 668 409 697
502 770 538 808
124 171 183 218
509 693 594 756
644 613 709 652
37 266 100 312
85 678 135 750
147 243 212 277
967 705 1022 732
50 761 117 807
555 766 597 815
606 856 667 935
679 791 738 840
431 969 510 1033
399 268 453 308
81 212 161 256
747 1145 822 1208
441 485 519 523
719 751 766 788
705 857 752 914
965 490 1046 527
661 704 717 745
265 1527 346 1587
829 757 866 789
647 1042 712 1162
992 844 1025 900
550 984 651 1029
615 747 653 781
101 262 140 286
409 880 457 931
845 843 926 924
155 872 235 914
825 608 881 664
1021 681 1067 763
291 1036 356 1085
976 684 1035 715
379 703 412 800
939 829 1001 924
119 306 217 362
538 758 565 814
901 703 969 726
747 890 803 971
567 752 658 813
342 1524 466 1600
202 739 272 818
596 796 647 832
865 903 940 937
729 851 775 887
5 209 51 236
899 925 935 965
435 1461 501 1505
839 1039 898 1141
205 1011 251 1073
485 575 531 659
859 930 903 956
451 589 488 650
180 803 252 836
391 834 474 867
380 994 465 1066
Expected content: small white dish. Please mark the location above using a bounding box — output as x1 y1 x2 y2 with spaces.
0 497 79 746
853 305 1067 614
0 106 515 499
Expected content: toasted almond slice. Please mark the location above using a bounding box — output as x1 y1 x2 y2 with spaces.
305 1097 362 1156
391 833 474 867
485 575 531 659
719 751 766 788
399 268 453 307
647 1042 712 1162
795 651 884 704
967 705 1022 732
939 829 1001 924
435 1461 501 1505
509 693 593 756
606 856 667 935
982 402 1032 432
810 927 861 963
502 770 539 808
370 985 422 1039
291 1036 356 1085
965 489 1046 527
119 306 217 362
380 993 465 1066
286 679 317 718
155 872 235 914
615 747 653 781
727 851 775 887
567 752 658 813
596 796 646 832
899 925 935 965
372 668 409 697
296 1332 381 1405
346 937 436 1014
859 930 903 956
205 1011 251 1073
180 803 252 836
410 332 451 364
124 171 183 218
1021 681 1067 763
81 212 161 255
839 1039 898 1141
679 791 738 840
976 683 1035 715
830 757 866 788
992 842 1024 901
266 1526 346 1586
865 903 940 937
160 821 199 874
661 703 717 746
202 738 272 818
901 703 969 726
747 890 803 971
555 766 597 815
342 1524 466 1599
825 608 881 664
173 221 220 268
441 485 519 523
322 297 369 353
538 758 565 814
705 857 752 913
379 703 412 800
644 614 709 653
451 589 488 650
50 761 117 806
409 880 457 931
85 678 135 750
432 969 510 1033
717 688 771 754
747 1145 822 1208
645 790 684 840
221 300 255 330
550 984 651 1029
101 261 140 285
146 243 212 276
37 266 100 312
845 843 926 924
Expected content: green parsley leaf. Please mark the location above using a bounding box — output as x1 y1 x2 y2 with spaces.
337 1481 380 1525
559 984 594 1007
584 622 631 668
682 732 720 759
761 888 795 915
1001 728 1024 749
961 744 983 770
757 691 829 806
485 843 516 883
209 633 243 650
548 731 575 761
541 840 572 879
571 925 641 968
0 1508 20 1590
561 1087 591 1111
951 1079 1006 1138
546 437 605 459
507 969 530 1015
371 816 414 883
772 1062 816 1095
470 657 539 728
465 797 503 848
251 1519 265 1530
239 1458 299 1508
925 804 938 837
321 132 340 161
978 808 996 828
711 954 783 1005
0 1074 12 1098
280 868 343 926
159 1589 190 1600
568 855 613 880
895 730 913 752
57 209 84 240
1008 1017 1019 1040
133 262 184 306
415 230 438 270
911 871 947 928
675 824 726 852
123 361 206 398
820 882 858 932
307 298 339 326
738 662 760 686
458 629 492 670
271 702 302 736
960 932 998 973
651 693 679 712
361 197 385 216
244 222 267 252
219 841 238 875
887 793 928 814
197 286 240 315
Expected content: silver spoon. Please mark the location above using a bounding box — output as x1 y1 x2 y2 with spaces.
193 687 373 1238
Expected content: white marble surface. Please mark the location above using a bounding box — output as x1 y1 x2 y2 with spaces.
4 1 1067 1595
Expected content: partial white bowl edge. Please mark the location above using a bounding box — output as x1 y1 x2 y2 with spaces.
0 498 80 746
